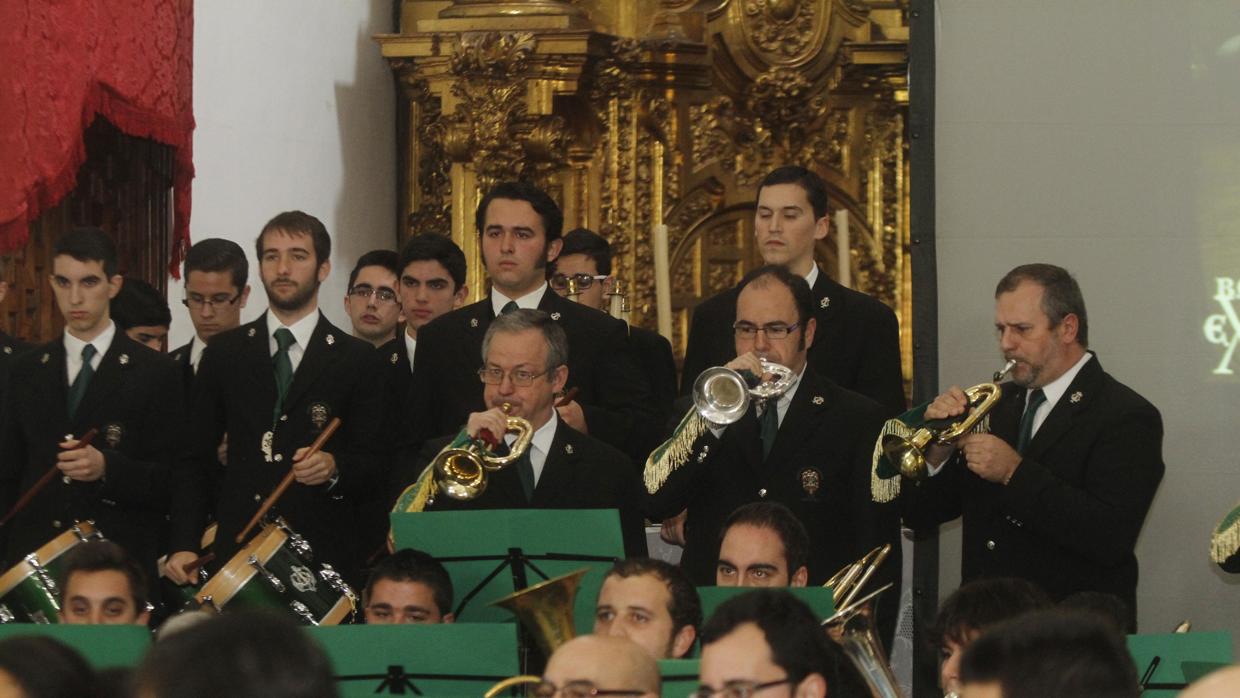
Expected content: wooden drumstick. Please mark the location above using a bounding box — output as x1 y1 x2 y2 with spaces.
0 428 99 528
235 418 341 544
179 552 215 577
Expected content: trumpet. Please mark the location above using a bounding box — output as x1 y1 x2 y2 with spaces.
392 403 533 513
880 360 1015 480
693 358 796 427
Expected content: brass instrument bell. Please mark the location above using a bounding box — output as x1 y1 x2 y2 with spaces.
880 360 1015 480
693 358 796 427
490 567 588 660
431 404 533 500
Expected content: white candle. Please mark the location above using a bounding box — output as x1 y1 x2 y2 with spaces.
834 209 851 287
653 223 673 340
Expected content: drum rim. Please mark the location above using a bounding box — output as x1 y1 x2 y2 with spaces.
321 595 355 626
0 521 100 598
195 522 287 611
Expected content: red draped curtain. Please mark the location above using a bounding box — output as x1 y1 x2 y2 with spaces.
0 0 194 275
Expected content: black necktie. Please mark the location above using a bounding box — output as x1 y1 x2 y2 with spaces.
67 343 97 420
272 328 295 424
515 449 535 501
759 401 779 460
501 300 519 315
1017 388 1046 454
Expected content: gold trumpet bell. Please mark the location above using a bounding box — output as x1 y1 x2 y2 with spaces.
434 446 489 500
491 567 589 660
882 381 1005 481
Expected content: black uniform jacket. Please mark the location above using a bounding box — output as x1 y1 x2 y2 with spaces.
408 291 658 462
645 367 899 593
419 419 648 558
0 332 184 571
900 353 1165 614
171 312 391 580
0 331 32 404
629 325 677 428
679 269 906 416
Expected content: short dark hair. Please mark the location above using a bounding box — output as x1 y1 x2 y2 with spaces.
995 263 1089 347
606 558 702 637
53 227 119 277
184 238 249 290
483 308 569 374
399 234 467 291
737 264 816 333
365 549 454 617
57 540 149 609
0 636 95 698
348 249 401 290
475 181 564 244
959 609 1138 698
556 228 612 275
256 211 331 266
701 590 862 694
111 277 171 330
931 577 1052 650
756 166 830 220
720 501 810 576
136 610 337 698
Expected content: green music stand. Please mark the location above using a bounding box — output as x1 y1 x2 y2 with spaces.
698 586 836 624
1128 631 1233 696
310 623 518 697
391 510 624 628
0 624 150 668
659 658 701 694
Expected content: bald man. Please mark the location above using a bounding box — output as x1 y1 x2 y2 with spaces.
543 636 660 698
1182 667 1240 698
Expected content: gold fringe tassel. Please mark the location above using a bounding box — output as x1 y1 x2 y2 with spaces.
643 408 708 495
1210 502 1240 564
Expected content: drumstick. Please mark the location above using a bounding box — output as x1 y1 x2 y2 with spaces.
235 418 342 544
0 428 99 528
180 552 215 577
555 386 580 408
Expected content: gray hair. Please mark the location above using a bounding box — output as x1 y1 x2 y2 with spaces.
482 308 569 373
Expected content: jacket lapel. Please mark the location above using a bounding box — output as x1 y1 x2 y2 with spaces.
282 313 338 414
1025 354 1103 458
531 421 575 504
39 340 70 427
763 369 829 468
71 335 133 432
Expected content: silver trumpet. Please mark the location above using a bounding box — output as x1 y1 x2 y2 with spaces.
692 358 796 427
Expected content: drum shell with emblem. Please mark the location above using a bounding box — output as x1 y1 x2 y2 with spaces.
194 520 355 625
0 521 104 623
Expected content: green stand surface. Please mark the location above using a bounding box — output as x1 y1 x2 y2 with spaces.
391 510 624 632
309 623 519 697
1128 631 1233 696
0 624 150 668
698 586 836 625
659 658 701 693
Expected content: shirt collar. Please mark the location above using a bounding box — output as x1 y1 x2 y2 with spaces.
267 309 319 350
491 283 549 317
1033 352 1093 409
64 320 116 360
506 406 558 455
803 263 820 290
190 335 209 369
404 331 417 370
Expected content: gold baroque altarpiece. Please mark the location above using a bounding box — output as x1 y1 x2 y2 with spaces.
377 0 911 387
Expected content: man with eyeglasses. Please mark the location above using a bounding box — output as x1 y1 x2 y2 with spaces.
644 264 899 643
408 181 656 463
172 238 252 389
165 211 391 588
680 166 904 417
410 308 646 557
696 589 868 698
550 228 677 425
540 635 660 698
344 249 403 348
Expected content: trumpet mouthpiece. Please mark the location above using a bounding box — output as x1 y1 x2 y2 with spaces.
994 359 1017 382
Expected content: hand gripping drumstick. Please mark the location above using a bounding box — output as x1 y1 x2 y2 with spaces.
0 428 99 528
236 418 342 544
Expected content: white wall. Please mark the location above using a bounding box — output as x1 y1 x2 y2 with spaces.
170 0 397 345
936 0 1240 634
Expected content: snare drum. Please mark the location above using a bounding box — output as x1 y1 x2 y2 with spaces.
195 520 356 625
0 521 103 623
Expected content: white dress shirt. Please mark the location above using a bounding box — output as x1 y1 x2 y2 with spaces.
1026 352 1093 438
189 335 208 374
506 409 558 488
491 283 549 317
266 309 319 373
404 330 417 374
65 321 115 384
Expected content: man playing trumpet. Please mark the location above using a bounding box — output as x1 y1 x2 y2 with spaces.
644 266 900 640
901 264 1164 622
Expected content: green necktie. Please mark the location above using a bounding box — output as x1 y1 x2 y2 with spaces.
501 300 519 315
272 328 295 424
759 401 779 461
67 343 97 420
1016 388 1046 454
515 449 536 501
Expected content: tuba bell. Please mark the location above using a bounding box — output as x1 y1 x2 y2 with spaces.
693 358 797 427
879 360 1015 480
483 568 589 697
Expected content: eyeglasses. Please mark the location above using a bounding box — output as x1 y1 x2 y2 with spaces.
732 322 800 340
550 273 609 291
182 292 243 310
532 680 645 698
348 285 399 304
688 678 794 698
477 367 549 387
